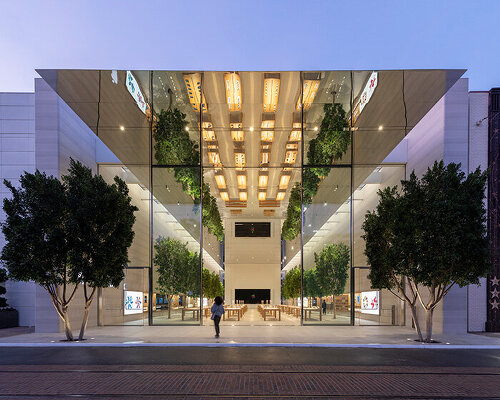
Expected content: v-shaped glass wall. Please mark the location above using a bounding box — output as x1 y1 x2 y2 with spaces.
37 69 464 327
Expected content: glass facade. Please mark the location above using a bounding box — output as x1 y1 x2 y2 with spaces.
37 69 464 327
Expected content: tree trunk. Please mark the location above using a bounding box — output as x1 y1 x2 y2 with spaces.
168 295 172 319
62 305 73 341
333 296 336 319
425 308 434 343
408 303 423 342
78 303 91 341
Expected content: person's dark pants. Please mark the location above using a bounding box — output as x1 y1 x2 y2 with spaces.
322 307 326 314
213 315 221 336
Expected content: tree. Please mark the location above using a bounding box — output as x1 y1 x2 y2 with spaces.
0 268 8 308
362 186 424 341
153 108 224 240
63 160 137 340
282 267 301 303
363 161 490 342
314 243 350 318
282 184 301 241
1 171 75 340
202 268 224 301
155 237 199 317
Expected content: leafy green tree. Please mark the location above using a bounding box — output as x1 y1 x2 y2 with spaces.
362 186 424 340
1 171 75 340
202 184 224 241
155 237 200 317
202 268 224 301
282 267 301 304
282 184 301 240
315 243 350 318
282 104 349 240
63 160 137 340
0 268 8 308
363 161 490 342
153 108 224 240
307 103 349 179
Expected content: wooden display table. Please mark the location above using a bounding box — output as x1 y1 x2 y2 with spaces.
223 305 247 321
303 307 322 321
258 305 281 321
181 307 200 321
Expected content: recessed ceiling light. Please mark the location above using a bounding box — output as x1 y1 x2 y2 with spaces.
249 126 254 132
185 126 189 131
378 125 383 131
314 126 318 131
120 125 125 131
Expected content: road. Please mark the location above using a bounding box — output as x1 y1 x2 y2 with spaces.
0 346 499 399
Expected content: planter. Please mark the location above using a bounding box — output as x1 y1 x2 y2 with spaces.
0 309 19 329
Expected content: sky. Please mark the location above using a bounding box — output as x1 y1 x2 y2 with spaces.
1 0 499 92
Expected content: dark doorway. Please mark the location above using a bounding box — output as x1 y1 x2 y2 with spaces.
235 289 271 304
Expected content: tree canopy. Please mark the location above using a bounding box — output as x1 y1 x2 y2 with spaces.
314 243 350 297
363 161 490 342
1 160 137 340
282 267 301 300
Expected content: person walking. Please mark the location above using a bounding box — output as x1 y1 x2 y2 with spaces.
321 299 327 315
211 296 225 338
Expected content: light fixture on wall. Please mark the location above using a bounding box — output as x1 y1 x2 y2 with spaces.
239 190 247 202
276 190 286 201
258 190 267 201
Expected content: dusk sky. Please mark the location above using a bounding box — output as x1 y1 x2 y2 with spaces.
1 0 499 92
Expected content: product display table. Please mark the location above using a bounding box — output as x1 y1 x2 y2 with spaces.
258 305 281 321
279 305 300 317
223 305 247 321
303 307 322 321
181 307 200 321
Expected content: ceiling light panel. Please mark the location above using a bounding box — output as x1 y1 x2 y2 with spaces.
231 130 244 142
261 130 274 142
214 172 226 189
239 191 248 201
183 73 207 113
234 151 246 169
220 190 229 202
258 173 268 188
284 150 298 164
279 174 291 189
296 79 320 111
258 191 267 201
263 77 280 112
224 72 242 112
276 190 286 201
237 173 247 190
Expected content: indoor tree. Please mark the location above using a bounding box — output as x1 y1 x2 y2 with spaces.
64 160 137 340
1 171 75 340
282 103 350 240
153 108 224 240
363 161 490 342
281 184 301 241
155 237 199 317
314 243 350 318
282 267 301 304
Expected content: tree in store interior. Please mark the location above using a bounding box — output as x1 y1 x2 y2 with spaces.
303 267 320 308
281 103 349 240
63 160 137 340
155 237 199 318
314 243 350 319
153 108 224 241
1 161 137 340
282 267 301 305
202 268 224 303
363 161 490 342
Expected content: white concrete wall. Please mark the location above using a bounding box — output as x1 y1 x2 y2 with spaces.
467 91 489 332
405 78 475 334
224 219 281 306
0 92 36 327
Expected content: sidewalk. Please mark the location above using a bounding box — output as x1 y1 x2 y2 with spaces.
1 324 499 348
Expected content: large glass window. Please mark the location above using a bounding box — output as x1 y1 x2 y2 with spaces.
302 167 351 325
